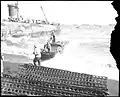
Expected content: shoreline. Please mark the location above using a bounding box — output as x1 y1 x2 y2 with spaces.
2 53 119 81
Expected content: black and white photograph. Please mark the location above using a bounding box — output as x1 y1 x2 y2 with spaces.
1 1 119 96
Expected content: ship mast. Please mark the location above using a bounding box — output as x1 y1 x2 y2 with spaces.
40 6 49 24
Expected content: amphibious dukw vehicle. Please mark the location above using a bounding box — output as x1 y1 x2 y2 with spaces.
41 40 69 61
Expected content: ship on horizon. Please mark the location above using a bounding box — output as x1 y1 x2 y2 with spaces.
1 1 61 38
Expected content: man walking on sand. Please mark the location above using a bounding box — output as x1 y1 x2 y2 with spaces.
33 45 41 66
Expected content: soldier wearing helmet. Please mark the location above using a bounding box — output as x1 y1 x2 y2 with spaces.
33 45 41 66
49 31 56 44
44 41 51 52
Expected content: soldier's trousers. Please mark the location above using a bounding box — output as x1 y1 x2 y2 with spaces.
33 57 41 66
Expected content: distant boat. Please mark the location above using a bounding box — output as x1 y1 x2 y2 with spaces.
5 2 61 33
11 30 29 38
11 33 26 38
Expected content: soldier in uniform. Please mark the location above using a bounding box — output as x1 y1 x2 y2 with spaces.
44 41 51 52
33 45 41 66
50 31 56 44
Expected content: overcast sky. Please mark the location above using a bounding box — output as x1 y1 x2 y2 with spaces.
1 1 117 25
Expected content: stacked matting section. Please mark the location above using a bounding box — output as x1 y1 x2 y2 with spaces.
1 64 109 96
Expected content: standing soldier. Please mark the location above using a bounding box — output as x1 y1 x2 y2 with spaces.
44 41 51 52
50 31 56 44
33 45 41 66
